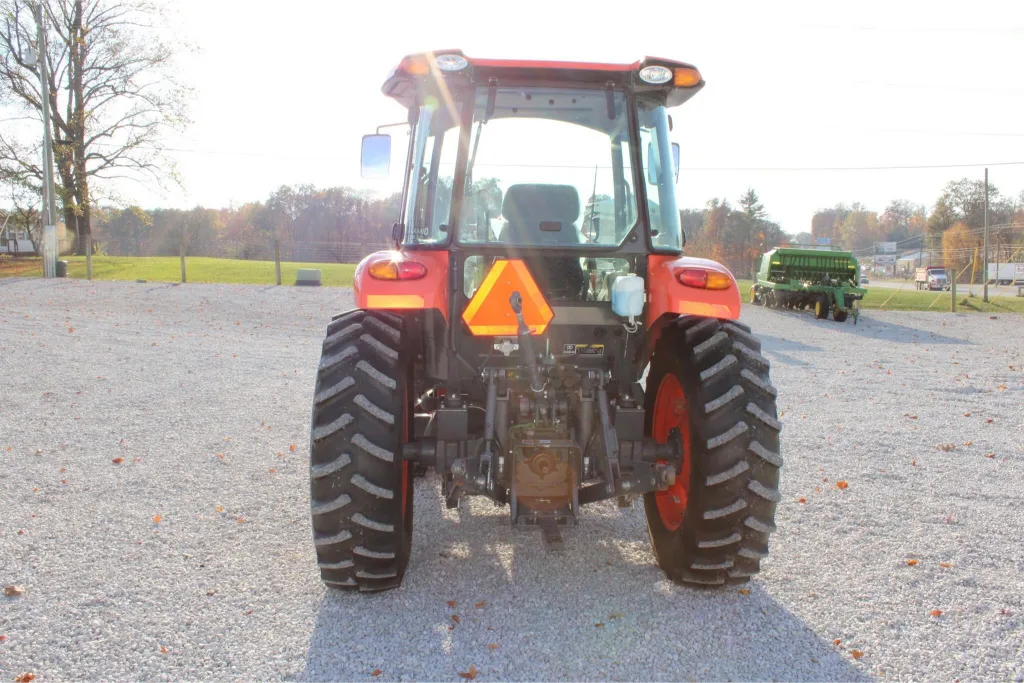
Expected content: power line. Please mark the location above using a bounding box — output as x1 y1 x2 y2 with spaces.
83 141 1024 173
681 161 1024 172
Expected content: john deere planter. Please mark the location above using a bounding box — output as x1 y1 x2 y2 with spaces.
750 248 866 323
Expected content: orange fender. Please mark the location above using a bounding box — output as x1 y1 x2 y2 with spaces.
646 254 741 326
353 250 449 322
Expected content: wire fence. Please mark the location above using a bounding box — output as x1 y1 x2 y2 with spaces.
0 235 390 286
88 237 386 265
3 231 1023 291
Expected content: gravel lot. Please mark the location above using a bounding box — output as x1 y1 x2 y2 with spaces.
1 278 1022 682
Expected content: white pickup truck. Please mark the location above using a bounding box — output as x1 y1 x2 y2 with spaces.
915 266 949 291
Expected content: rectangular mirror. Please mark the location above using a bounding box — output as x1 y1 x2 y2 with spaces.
361 134 391 179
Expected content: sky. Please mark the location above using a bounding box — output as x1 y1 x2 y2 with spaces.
122 0 1024 234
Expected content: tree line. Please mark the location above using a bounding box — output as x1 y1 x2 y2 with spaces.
685 178 1024 279
87 185 401 261
6 176 1022 279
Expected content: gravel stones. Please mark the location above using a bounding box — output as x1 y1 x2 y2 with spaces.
0 280 1021 681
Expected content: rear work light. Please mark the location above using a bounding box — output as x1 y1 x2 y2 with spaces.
677 268 732 290
639 65 673 84
639 65 702 86
368 259 428 281
435 54 468 71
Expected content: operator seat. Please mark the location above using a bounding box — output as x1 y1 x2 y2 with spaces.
498 184 588 301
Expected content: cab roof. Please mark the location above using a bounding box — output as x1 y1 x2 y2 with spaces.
381 50 704 109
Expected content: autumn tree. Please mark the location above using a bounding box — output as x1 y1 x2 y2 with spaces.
879 199 925 244
93 204 151 255
810 204 850 244
691 198 730 264
941 222 980 282
926 197 955 252
834 203 879 252
679 208 703 245
0 0 191 253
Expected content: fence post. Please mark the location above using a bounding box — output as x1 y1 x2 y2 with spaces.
86 233 93 281
950 272 956 312
275 238 282 286
180 233 187 283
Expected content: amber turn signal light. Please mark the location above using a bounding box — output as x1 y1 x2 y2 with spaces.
677 268 731 290
674 68 702 87
399 56 431 76
368 259 428 281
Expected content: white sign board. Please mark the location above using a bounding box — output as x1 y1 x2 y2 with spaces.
874 241 898 254
874 255 896 265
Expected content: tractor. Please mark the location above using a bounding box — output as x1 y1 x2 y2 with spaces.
309 51 782 592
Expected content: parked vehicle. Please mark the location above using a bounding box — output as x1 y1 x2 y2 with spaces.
750 247 866 322
307 50 782 592
915 266 949 291
987 263 1024 286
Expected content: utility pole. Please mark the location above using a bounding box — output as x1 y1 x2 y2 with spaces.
34 2 58 278
983 167 989 302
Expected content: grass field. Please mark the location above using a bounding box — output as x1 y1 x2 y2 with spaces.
2 256 1020 313
0 255 356 287
731 279 1023 314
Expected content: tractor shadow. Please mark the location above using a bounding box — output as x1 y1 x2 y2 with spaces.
301 477 869 682
828 314 971 345
757 334 820 368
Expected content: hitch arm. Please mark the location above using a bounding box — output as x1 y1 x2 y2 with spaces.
509 291 544 393
593 372 622 494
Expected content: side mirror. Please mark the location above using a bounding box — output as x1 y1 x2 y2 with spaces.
360 134 391 179
671 143 680 182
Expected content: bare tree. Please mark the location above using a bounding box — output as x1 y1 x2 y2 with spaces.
0 0 190 253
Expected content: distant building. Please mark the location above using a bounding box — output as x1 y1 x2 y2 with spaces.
0 221 37 255
896 250 939 276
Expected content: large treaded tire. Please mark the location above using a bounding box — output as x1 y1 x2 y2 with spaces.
309 309 413 592
642 317 782 586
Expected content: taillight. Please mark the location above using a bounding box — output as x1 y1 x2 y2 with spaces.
368 259 428 281
677 268 732 290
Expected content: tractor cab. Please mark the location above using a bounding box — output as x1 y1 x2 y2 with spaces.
306 52 781 593
361 51 698 299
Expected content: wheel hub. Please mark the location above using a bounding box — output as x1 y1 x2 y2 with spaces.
652 373 691 532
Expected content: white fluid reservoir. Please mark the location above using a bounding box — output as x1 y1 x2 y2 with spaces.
611 274 645 318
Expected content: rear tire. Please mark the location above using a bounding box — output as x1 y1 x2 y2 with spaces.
642 318 782 586
309 309 414 592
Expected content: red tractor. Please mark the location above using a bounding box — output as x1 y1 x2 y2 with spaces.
309 51 781 592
